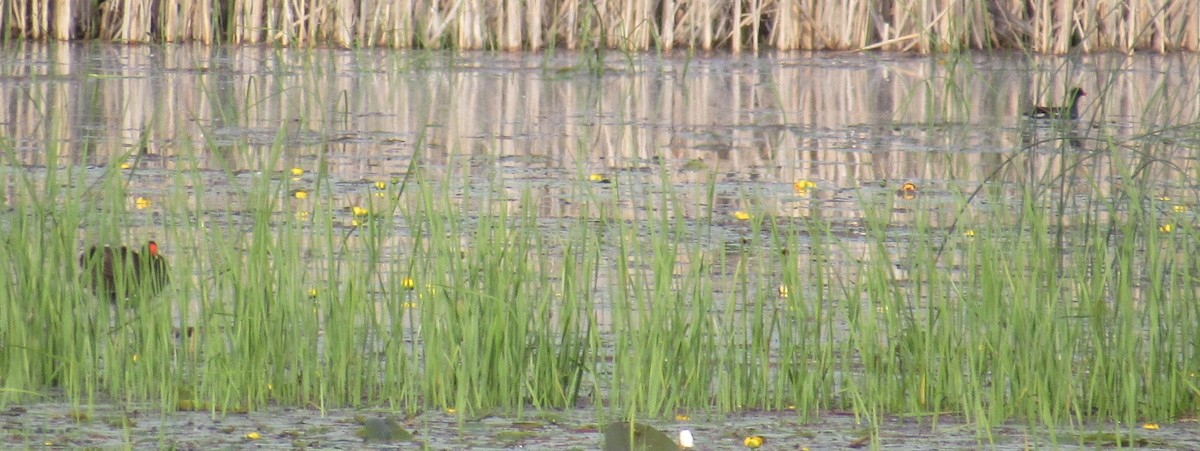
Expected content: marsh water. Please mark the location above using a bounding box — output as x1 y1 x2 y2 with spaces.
3 43 1200 448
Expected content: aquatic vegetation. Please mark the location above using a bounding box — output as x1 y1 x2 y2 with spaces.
0 48 1198 447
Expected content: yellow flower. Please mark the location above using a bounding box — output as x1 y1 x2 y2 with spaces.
400 302 418 309
793 180 816 193
351 219 363 227
401 277 416 290
778 285 789 298
733 211 751 221
743 435 764 448
445 408 457 414
291 189 308 199
374 181 387 190
963 229 976 237
1160 224 1173 233
588 173 610 183
1158 196 1171 202
245 431 261 440
135 197 151 209
291 167 304 177
119 162 132 170
1173 205 1187 213
132 354 139 362
294 210 310 221
352 206 369 217
308 288 318 298
374 192 386 198
898 182 918 199
1142 423 1160 430
675 414 690 421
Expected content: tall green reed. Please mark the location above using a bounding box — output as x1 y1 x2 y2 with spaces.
3 113 1199 433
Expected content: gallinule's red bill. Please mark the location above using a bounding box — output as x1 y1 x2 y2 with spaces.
1025 87 1086 120
80 241 170 303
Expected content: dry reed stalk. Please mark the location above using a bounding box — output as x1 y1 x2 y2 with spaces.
701 0 714 49
8 0 1200 53
161 0 177 41
395 0 416 47
526 0 543 49
661 0 676 50
503 0 523 50
52 0 69 38
358 0 381 46
332 0 352 46
885 0 913 51
1050 0 1073 53
193 0 212 43
750 0 763 51
731 0 742 51
35 0 49 38
457 0 472 47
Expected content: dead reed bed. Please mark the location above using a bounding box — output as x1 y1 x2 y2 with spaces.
1 0 1197 52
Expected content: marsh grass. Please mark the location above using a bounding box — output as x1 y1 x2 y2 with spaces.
6 0 1199 52
2 108 1199 434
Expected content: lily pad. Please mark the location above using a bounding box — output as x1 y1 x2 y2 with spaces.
360 417 413 444
602 421 679 451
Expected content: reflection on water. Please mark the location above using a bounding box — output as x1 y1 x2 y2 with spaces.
0 44 1195 303
1 43 1196 293
0 44 1195 242
1 43 1197 188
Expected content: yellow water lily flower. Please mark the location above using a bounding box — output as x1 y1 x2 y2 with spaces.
352 206 369 217
793 180 816 193
291 189 308 199
589 173 610 183
291 167 304 177
1160 224 1173 233
401 277 416 290
1142 423 1160 430
135 197 151 209
733 211 752 221
963 229 976 237
245 431 261 440
374 181 387 190
119 162 132 170
1173 205 1187 213
898 182 917 199
307 288 318 298
744 435 764 448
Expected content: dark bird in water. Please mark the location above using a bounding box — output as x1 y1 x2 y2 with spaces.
80 241 170 303
1025 87 1086 120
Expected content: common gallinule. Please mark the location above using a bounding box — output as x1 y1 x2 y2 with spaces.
1025 87 1086 120
80 241 170 303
